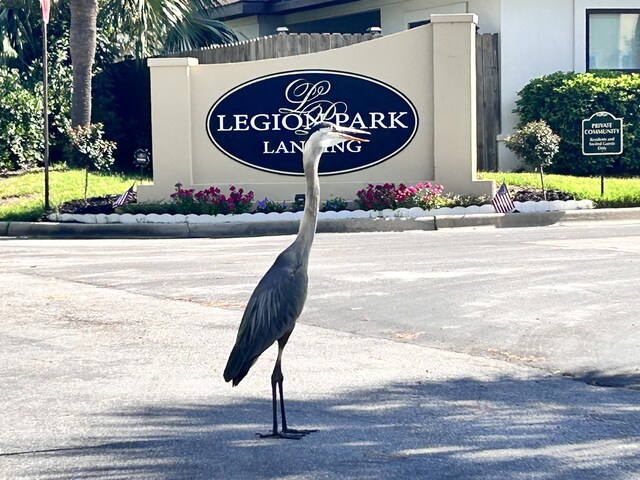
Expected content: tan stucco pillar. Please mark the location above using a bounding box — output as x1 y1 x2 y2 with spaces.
431 14 494 197
137 57 198 202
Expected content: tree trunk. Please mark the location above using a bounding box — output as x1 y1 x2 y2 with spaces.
69 0 98 127
539 165 546 201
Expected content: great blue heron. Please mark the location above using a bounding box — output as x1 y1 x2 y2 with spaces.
223 122 370 439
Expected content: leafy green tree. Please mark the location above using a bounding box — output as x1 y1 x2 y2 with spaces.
504 120 560 199
0 67 42 171
65 122 116 199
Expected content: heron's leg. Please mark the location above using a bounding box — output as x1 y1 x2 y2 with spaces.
277 344 318 436
270 372 278 433
258 344 305 440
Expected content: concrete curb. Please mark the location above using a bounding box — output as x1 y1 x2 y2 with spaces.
1 207 639 239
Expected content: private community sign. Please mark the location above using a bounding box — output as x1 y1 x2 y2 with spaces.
206 70 418 176
582 111 623 156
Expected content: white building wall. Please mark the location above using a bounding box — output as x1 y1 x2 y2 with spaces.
380 1 466 33
498 0 575 170
226 15 262 39
468 0 500 34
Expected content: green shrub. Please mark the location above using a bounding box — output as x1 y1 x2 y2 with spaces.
27 36 74 162
504 120 560 169
66 123 117 200
515 71 640 175
504 120 561 198
0 35 74 173
322 196 348 212
0 67 43 172
255 198 288 213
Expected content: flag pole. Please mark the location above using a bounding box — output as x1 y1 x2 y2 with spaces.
42 11 50 211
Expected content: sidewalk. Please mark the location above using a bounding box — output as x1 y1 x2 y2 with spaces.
2 207 640 238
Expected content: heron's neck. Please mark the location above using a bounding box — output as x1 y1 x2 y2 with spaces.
294 148 322 267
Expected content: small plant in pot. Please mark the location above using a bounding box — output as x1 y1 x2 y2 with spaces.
504 120 560 200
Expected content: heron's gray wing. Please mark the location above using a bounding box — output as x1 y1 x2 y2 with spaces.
224 252 308 384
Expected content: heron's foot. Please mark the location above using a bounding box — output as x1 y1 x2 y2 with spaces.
257 430 307 440
283 427 318 435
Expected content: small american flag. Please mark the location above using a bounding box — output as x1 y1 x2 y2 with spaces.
113 184 136 207
492 182 516 213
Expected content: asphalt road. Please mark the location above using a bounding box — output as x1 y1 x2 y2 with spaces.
1 223 640 479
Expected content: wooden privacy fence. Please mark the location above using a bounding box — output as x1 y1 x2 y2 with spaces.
476 33 500 172
172 30 500 171
173 32 381 64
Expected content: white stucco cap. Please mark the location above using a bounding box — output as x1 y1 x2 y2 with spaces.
147 57 199 68
430 13 478 25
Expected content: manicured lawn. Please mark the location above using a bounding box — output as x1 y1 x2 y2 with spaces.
478 172 640 208
0 169 141 222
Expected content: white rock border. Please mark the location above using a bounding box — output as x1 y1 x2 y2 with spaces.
46 200 594 225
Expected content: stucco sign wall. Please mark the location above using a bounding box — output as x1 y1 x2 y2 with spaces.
138 14 493 202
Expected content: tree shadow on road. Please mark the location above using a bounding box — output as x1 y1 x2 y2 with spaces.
572 369 640 389
25 375 640 480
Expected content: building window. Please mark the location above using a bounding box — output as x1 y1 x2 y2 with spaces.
587 10 640 71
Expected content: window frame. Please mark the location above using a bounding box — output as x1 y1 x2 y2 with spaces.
586 8 640 72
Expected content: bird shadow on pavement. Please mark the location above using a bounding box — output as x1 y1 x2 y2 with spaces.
22 375 640 480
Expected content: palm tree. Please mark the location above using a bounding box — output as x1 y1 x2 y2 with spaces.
101 0 237 58
69 0 97 127
162 0 237 54
70 0 236 125
2 0 236 127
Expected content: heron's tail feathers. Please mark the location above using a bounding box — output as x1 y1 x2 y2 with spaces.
223 346 254 386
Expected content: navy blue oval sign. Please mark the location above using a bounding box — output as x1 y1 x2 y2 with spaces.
206 70 418 176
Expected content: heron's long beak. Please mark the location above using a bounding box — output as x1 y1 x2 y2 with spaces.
336 126 370 143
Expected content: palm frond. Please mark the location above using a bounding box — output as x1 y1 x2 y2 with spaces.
163 11 237 53
0 3 40 67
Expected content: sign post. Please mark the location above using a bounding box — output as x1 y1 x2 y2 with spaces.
40 0 51 211
582 111 623 196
